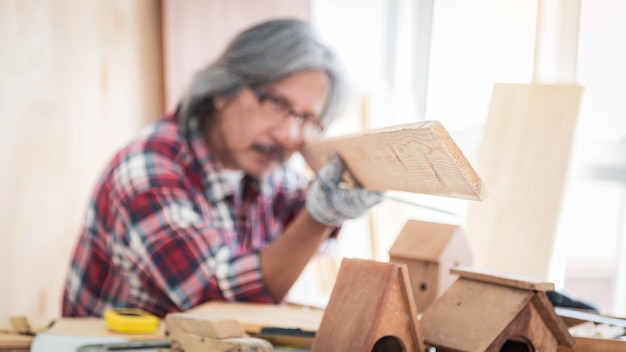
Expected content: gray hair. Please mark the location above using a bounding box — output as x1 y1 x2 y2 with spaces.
178 19 348 130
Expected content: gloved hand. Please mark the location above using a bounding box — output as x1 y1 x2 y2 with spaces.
306 154 385 227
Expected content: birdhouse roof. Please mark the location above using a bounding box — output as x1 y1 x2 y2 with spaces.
421 267 574 350
388 219 465 262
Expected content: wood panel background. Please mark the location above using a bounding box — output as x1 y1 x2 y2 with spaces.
161 0 310 111
0 0 163 323
0 0 311 324
465 83 584 280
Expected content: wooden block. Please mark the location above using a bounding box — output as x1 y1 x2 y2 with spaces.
165 313 246 339
168 330 273 352
300 120 488 200
185 302 323 348
389 219 473 312
0 334 32 351
465 83 584 279
9 317 31 335
310 258 425 352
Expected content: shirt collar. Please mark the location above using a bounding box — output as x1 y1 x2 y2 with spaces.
185 119 267 203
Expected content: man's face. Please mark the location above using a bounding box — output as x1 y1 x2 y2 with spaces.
211 70 331 178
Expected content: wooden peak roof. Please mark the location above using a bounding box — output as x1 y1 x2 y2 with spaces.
421 266 574 350
389 219 466 262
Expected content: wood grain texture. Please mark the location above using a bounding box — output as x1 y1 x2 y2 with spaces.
310 258 424 352
301 120 488 200
389 219 469 263
186 302 323 335
0 334 32 351
485 303 558 352
0 0 162 323
531 293 576 346
465 83 584 279
421 278 533 351
421 270 574 351
389 219 472 312
161 0 310 111
168 330 273 352
165 313 246 339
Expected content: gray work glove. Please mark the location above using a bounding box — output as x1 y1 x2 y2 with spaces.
306 154 385 227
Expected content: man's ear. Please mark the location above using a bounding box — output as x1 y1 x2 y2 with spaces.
213 95 227 112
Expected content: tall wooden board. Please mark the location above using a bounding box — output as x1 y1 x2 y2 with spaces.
465 83 584 279
310 258 425 352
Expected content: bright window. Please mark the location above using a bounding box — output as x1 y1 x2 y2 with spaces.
304 0 626 316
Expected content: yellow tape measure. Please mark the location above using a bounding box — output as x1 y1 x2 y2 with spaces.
103 308 160 334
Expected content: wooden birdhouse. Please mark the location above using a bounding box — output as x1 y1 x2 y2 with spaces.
311 258 425 352
420 267 575 352
388 219 472 312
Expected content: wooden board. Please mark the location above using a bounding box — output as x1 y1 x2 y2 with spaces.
388 219 464 262
0 334 32 351
0 0 163 323
465 83 584 279
165 313 245 339
300 120 488 200
186 302 323 335
451 266 555 292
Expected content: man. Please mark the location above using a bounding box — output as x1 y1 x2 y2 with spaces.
62 19 384 317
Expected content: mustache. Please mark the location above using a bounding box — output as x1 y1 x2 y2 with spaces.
251 143 286 162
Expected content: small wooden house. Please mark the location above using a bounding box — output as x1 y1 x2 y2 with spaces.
388 219 472 312
311 258 425 352
420 267 575 352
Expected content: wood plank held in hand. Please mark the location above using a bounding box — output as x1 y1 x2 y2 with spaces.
300 120 488 200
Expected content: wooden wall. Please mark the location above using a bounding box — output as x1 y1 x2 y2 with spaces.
161 0 310 111
0 0 163 322
0 0 310 323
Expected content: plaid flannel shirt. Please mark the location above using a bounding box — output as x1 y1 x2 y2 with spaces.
62 114 308 317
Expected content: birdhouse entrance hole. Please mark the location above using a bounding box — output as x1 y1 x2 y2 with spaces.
372 335 404 352
500 337 534 352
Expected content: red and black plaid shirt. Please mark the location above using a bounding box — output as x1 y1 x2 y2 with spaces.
62 114 308 317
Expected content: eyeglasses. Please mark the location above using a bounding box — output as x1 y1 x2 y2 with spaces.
250 85 324 141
